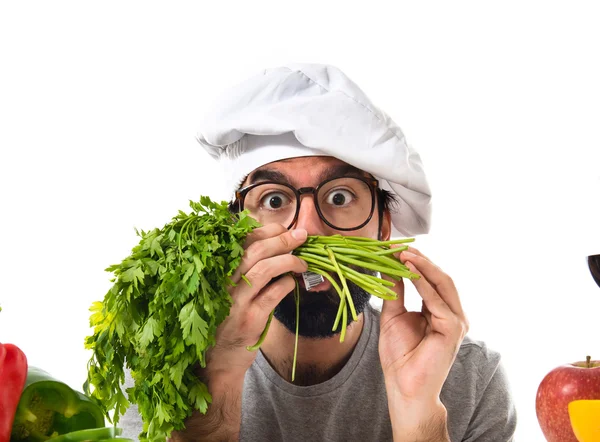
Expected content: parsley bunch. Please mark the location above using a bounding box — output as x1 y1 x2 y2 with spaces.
84 195 421 442
84 197 260 442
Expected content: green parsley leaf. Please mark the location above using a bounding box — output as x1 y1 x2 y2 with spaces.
84 197 260 442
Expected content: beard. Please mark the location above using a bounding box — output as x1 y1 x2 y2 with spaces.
273 270 375 339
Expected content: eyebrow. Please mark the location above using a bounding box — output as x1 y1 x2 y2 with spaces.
319 164 371 181
248 169 291 185
247 163 371 186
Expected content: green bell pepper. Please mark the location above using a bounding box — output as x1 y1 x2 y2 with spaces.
45 427 130 442
97 439 134 442
11 367 104 441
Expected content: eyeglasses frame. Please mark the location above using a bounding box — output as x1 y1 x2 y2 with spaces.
234 176 380 231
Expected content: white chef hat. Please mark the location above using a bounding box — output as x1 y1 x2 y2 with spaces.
196 63 432 237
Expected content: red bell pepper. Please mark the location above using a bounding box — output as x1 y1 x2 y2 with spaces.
0 342 28 442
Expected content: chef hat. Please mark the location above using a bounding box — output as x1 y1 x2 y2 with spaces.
196 63 432 237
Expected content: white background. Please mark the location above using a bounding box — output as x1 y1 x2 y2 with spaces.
1 2 599 440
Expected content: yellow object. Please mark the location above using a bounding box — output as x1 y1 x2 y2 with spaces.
569 400 600 442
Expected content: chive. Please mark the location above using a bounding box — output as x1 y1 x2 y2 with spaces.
246 309 274 352
343 273 398 299
296 253 336 272
347 270 396 287
333 255 415 278
340 295 348 343
326 247 357 322
241 274 252 287
371 246 409 256
279 235 420 378
292 279 299 382
306 235 414 247
297 246 329 256
297 253 398 296
329 247 410 270
306 267 346 332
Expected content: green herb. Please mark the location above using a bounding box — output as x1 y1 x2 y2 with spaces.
84 197 260 442
250 235 419 354
295 235 419 340
84 197 419 442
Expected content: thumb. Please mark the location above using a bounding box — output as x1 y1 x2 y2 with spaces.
380 273 407 321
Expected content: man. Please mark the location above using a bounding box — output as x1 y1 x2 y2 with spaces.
121 64 516 441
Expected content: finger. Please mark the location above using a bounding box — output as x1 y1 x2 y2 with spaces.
421 300 432 327
232 254 308 306
400 251 465 318
388 243 410 259
232 228 308 284
405 246 432 263
380 273 407 322
250 274 297 320
389 244 431 262
406 260 467 341
242 223 287 249
402 259 454 320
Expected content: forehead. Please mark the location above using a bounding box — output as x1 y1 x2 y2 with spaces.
245 156 370 187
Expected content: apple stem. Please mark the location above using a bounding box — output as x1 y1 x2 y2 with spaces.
587 355 591 368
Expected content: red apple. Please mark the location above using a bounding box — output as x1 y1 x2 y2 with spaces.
536 356 600 441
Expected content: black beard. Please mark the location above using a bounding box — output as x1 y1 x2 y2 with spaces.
273 271 374 339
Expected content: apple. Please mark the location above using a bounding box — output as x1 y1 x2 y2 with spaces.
536 356 600 442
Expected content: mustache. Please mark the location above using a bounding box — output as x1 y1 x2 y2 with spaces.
271 266 376 339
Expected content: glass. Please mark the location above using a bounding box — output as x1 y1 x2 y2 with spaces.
588 254 600 288
236 176 378 231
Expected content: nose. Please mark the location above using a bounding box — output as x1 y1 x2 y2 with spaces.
291 194 329 235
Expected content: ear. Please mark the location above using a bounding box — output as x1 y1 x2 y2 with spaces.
380 209 392 241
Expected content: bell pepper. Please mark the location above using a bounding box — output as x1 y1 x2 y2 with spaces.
0 342 28 442
10 367 104 442
42 427 130 442
569 399 600 442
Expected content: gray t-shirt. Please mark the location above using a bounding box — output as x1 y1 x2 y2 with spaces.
121 304 517 441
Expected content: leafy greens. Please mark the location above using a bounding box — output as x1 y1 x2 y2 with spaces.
84 197 260 442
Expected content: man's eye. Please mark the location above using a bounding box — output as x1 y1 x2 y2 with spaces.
325 189 354 206
260 192 291 209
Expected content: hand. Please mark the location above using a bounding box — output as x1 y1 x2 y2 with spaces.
200 224 308 380
379 246 468 412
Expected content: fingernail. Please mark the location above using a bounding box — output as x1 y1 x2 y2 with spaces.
402 251 417 259
291 228 307 240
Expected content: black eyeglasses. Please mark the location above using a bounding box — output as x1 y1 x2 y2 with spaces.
234 176 379 231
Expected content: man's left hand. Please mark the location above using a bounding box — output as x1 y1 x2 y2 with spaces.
379 246 469 440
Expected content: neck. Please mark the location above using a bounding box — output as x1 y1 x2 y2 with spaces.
260 313 365 386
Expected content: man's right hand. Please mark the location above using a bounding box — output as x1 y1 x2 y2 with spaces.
175 224 307 441
201 224 308 380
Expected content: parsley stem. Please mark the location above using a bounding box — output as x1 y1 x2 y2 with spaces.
177 216 197 261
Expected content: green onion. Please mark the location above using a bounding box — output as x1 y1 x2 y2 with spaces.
246 235 419 382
